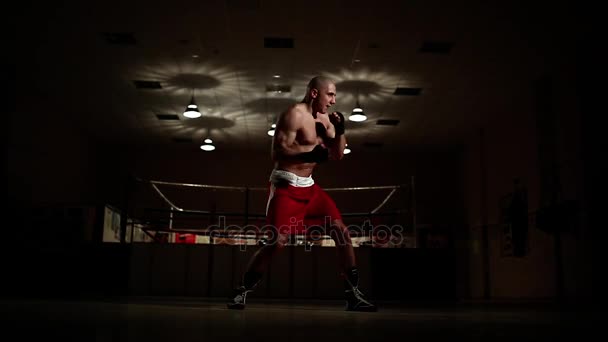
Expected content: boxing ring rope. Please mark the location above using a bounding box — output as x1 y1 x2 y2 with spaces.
130 176 417 246
370 188 397 214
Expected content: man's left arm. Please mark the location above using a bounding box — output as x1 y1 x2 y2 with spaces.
327 112 346 160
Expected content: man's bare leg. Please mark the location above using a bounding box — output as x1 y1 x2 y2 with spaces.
227 233 288 309
329 220 377 312
246 233 289 274
328 220 356 273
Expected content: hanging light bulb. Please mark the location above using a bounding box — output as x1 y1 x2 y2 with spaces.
183 95 201 118
267 123 276 136
200 138 215 151
348 101 367 122
343 143 351 155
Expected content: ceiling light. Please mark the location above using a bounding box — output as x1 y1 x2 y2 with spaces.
268 123 276 136
183 95 201 118
348 102 367 122
344 143 351 155
200 137 215 151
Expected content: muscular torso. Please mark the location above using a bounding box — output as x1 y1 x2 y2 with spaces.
273 104 334 177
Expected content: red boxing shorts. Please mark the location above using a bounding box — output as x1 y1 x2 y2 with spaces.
265 169 342 235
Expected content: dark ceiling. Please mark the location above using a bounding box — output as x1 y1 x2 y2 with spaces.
13 0 584 153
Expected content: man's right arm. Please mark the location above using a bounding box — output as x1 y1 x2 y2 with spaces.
273 107 314 157
272 107 328 163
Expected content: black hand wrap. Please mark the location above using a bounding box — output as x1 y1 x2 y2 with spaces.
315 122 328 138
332 112 345 136
299 145 329 163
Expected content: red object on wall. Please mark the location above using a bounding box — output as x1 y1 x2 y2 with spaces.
175 233 196 244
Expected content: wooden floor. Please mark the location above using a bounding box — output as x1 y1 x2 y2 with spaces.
1 296 597 341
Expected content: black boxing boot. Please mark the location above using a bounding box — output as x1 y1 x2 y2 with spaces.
227 271 263 310
344 267 377 312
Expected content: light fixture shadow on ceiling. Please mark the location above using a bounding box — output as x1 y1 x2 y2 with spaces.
156 116 236 141
184 116 235 130
319 69 404 104
335 80 382 97
136 62 252 97
341 121 373 133
245 98 298 116
166 74 221 90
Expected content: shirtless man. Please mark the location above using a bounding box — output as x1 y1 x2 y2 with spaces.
227 76 376 312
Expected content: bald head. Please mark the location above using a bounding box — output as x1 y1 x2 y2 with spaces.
307 76 334 92
303 76 335 103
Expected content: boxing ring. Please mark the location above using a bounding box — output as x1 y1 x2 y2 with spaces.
124 176 418 248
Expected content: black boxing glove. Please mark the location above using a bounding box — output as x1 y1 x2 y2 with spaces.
298 145 329 163
331 111 345 136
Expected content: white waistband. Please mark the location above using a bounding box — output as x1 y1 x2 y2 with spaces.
269 169 314 187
